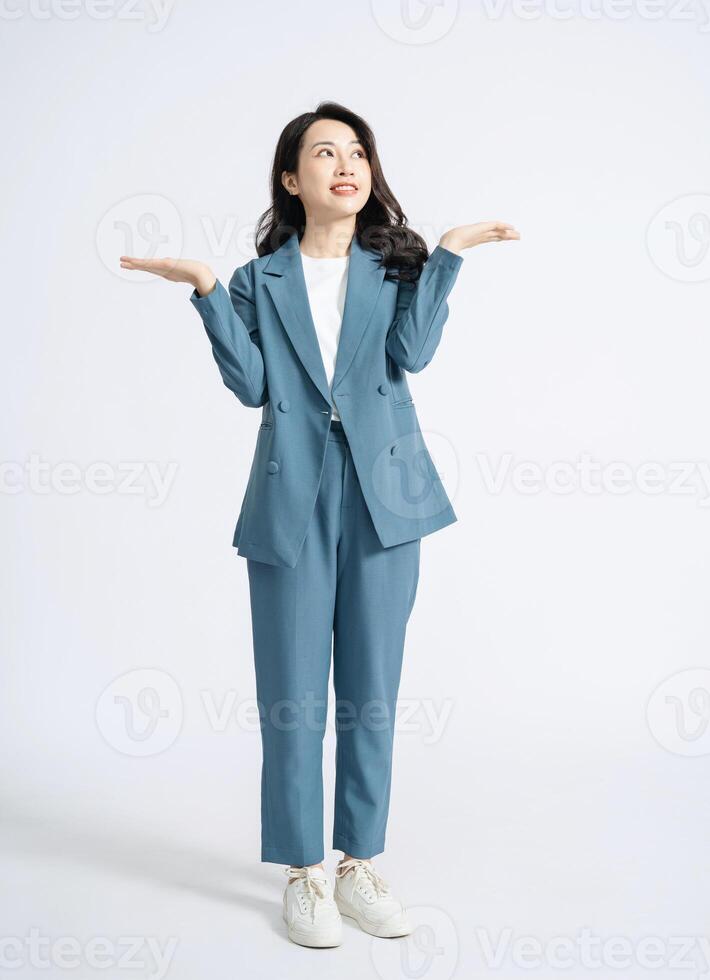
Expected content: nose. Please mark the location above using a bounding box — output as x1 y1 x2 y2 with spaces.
336 155 354 176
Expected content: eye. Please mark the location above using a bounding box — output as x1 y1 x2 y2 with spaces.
314 147 367 159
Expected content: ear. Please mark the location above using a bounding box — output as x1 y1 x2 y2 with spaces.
281 170 297 196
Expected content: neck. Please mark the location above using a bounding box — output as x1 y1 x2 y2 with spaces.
299 217 355 259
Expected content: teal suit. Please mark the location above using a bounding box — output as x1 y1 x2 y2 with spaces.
190 231 464 865
190 230 464 568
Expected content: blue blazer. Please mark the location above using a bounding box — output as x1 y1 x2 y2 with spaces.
190 230 464 568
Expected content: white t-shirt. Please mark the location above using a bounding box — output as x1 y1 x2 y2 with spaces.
300 251 350 422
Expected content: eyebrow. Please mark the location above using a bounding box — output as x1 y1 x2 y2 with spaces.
309 140 363 150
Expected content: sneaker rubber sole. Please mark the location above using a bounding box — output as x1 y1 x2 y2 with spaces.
334 893 413 938
282 910 343 948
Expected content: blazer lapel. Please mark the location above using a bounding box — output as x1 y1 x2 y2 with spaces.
332 233 387 389
263 230 387 405
263 232 331 405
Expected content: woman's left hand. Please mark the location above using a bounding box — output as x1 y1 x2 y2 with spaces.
439 222 520 254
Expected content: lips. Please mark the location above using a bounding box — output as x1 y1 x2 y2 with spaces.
330 183 358 194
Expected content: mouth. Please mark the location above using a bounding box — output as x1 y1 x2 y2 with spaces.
330 182 358 195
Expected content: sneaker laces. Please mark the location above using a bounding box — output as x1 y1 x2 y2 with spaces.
284 866 329 922
335 858 390 899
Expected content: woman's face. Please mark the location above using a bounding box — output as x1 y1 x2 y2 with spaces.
284 118 372 223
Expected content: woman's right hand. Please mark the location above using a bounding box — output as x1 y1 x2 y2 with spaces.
119 255 217 297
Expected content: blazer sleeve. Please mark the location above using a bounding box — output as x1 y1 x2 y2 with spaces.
385 244 464 374
189 261 267 408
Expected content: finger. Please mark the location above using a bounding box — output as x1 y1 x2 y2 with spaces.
485 228 519 240
120 256 157 268
480 221 514 232
120 261 155 272
120 257 171 272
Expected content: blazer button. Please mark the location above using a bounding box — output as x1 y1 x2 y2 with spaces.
267 460 279 474
378 383 390 395
278 399 290 412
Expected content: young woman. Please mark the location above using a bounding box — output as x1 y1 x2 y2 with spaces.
121 101 519 948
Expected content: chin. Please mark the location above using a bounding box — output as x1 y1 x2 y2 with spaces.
331 198 361 215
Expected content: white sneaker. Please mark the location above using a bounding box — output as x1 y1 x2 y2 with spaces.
334 858 413 938
282 865 343 947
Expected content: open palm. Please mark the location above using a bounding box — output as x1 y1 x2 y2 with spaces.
441 221 520 253
119 254 215 292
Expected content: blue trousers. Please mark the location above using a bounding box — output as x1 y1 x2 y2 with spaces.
246 420 421 866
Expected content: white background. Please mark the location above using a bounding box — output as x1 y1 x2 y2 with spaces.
2 1 710 977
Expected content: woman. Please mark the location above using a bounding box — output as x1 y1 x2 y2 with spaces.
121 100 519 948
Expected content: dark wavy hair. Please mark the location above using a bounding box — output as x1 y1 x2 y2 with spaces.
254 101 429 283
